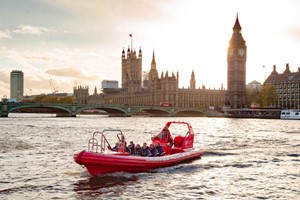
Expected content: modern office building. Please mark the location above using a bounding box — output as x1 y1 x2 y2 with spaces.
10 70 24 99
102 80 119 89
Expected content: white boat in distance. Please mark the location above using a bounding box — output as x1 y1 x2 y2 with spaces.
280 109 300 120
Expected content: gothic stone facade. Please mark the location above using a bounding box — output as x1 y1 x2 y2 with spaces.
87 48 226 109
73 86 89 104
76 16 252 108
227 15 247 109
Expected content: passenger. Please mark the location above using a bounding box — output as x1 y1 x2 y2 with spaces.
156 143 164 156
149 144 159 157
128 141 135 155
141 142 151 157
120 135 125 142
118 135 127 153
108 142 119 151
124 141 131 153
134 144 142 156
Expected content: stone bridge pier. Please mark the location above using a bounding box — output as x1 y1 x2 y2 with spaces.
0 103 8 117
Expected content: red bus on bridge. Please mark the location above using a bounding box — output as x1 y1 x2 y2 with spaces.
159 102 173 107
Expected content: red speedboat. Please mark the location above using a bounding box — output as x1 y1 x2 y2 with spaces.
74 121 203 176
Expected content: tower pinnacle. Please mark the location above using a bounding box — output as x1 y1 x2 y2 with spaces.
233 14 242 33
151 50 156 68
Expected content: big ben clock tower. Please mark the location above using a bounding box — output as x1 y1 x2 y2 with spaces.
227 14 247 108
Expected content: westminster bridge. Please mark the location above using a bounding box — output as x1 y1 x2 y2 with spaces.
0 102 208 117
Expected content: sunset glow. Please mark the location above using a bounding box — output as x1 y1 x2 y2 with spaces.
0 0 300 97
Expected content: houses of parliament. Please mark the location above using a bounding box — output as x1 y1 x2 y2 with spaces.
74 16 247 109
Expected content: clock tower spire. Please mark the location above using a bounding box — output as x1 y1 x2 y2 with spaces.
227 14 247 108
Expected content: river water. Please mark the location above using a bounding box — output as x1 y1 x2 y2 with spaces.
0 114 299 199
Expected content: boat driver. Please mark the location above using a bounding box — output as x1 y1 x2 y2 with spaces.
152 126 169 140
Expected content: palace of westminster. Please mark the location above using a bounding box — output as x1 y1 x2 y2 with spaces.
73 16 300 109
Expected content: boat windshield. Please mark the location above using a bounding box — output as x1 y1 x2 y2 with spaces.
153 126 170 139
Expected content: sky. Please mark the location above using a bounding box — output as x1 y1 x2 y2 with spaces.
0 0 300 97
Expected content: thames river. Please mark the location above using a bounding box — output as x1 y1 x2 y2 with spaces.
0 114 299 199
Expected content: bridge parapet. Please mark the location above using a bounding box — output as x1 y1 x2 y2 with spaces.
0 102 207 117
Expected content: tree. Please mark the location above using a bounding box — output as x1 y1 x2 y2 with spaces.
31 95 73 104
246 87 260 107
256 84 278 107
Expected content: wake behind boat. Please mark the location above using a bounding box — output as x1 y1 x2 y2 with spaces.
74 121 203 176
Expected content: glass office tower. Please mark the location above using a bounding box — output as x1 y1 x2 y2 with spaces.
10 70 24 99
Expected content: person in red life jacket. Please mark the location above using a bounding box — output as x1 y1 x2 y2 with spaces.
152 126 168 140
118 135 126 152
152 126 173 147
167 136 174 147
141 142 151 157
149 144 159 157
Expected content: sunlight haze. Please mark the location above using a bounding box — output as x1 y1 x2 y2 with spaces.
0 0 300 97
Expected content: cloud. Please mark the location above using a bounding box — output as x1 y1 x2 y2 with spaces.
24 55 53 61
14 25 56 35
45 67 99 81
0 30 11 39
0 69 11 98
43 0 168 34
0 70 10 84
291 27 300 40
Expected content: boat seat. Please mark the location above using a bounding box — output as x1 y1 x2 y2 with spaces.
173 135 184 147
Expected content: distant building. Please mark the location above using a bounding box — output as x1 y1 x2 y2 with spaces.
100 80 120 94
74 16 254 108
247 80 262 91
73 86 89 104
102 80 119 89
265 64 300 109
10 70 24 100
46 93 69 97
85 48 226 108
227 15 247 108
121 47 143 94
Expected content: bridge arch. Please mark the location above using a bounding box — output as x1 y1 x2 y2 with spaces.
8 104 72 115
76 105 129 116
137 107 172 116
173 108 206 117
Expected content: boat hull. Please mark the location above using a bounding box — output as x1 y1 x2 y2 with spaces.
74 149 203 176
280 109 300 120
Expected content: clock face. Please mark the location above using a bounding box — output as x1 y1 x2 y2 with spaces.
229 49 234 56
239 48 244 56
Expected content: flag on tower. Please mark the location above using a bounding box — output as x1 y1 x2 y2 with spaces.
129 33 132 37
